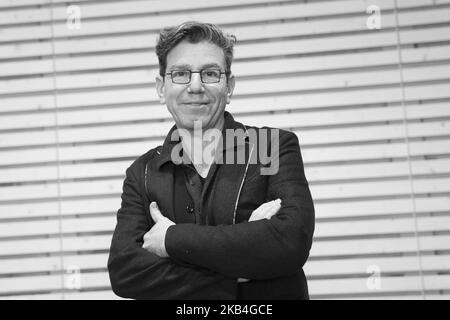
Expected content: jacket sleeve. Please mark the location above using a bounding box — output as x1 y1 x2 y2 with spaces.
165 130 315 280
108 161 236 299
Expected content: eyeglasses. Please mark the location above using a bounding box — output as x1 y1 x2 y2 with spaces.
165 69 226 84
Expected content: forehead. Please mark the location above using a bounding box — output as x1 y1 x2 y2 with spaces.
166 40 226 69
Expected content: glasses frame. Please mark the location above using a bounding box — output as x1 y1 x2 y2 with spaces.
165 69 227 84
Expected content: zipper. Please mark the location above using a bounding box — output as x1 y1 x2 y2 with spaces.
232 143 254 224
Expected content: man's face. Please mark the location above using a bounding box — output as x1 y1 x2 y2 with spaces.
156 40 235 130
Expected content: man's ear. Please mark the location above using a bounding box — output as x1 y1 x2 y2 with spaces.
155 75 166 104
226 73 235 104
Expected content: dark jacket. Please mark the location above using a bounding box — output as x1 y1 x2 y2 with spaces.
108 112 315 299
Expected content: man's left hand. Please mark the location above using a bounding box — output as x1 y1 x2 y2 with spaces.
142 202 175 258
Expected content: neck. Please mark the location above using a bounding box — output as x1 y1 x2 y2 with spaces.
182 116 224 137
178 117 224 176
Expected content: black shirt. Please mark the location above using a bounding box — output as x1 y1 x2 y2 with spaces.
173 161 219 225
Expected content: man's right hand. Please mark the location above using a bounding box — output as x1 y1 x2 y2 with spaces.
248 198 282 222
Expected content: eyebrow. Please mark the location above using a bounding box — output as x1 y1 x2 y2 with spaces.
169 63 223 70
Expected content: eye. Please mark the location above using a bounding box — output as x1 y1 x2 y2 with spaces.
172 70 189 78
204 70 220 77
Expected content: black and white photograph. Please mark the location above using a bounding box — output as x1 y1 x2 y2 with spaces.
0 0 449 303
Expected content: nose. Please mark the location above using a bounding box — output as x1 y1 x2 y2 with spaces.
187 72 205 93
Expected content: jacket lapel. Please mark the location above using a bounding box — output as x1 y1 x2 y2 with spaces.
206 112 257 225
145 158 176 222
144 126 179 222
210 141 255 225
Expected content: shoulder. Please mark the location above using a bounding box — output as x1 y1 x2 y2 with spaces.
244 123 296 137
243 124 300 147
229 112 298 145
126 145 162 177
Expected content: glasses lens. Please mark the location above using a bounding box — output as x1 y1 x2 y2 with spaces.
171 70 190 84
201 69 221 83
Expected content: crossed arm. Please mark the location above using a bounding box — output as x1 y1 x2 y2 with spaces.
108 166 282 299
143 199 282 257
108 131 314 298
108 166 238 299
143 199 281 283
142 131 314 280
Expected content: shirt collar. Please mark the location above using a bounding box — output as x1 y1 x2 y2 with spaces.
156 111 249 169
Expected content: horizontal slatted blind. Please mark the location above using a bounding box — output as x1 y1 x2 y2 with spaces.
0 0 449 299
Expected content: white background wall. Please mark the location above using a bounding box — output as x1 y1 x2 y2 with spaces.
0 0 449 299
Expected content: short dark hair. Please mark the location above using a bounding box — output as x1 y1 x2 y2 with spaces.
156 21 236 78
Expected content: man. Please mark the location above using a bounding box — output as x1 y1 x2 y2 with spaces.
108 21 315 299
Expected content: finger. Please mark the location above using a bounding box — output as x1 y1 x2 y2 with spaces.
272 198 281 205
249 199 282 222
251 200 278 218
264 201 281 219
149 202 162 223
254 199 278 213
259 199 280 214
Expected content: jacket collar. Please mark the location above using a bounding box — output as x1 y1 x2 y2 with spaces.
156 111 249 169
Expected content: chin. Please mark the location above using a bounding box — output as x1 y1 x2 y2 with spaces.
177 118 204 130
179 114 210 128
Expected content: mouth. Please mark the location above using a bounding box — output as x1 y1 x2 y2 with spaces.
182 102 209 107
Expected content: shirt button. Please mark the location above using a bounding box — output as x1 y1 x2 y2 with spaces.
189 180 195 186
186 205 194 214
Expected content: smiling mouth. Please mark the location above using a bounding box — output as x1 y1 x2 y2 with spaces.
183 102 209 106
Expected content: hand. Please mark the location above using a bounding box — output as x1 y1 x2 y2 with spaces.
142 202 175 258
238 199 282 283
248 198 282 222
